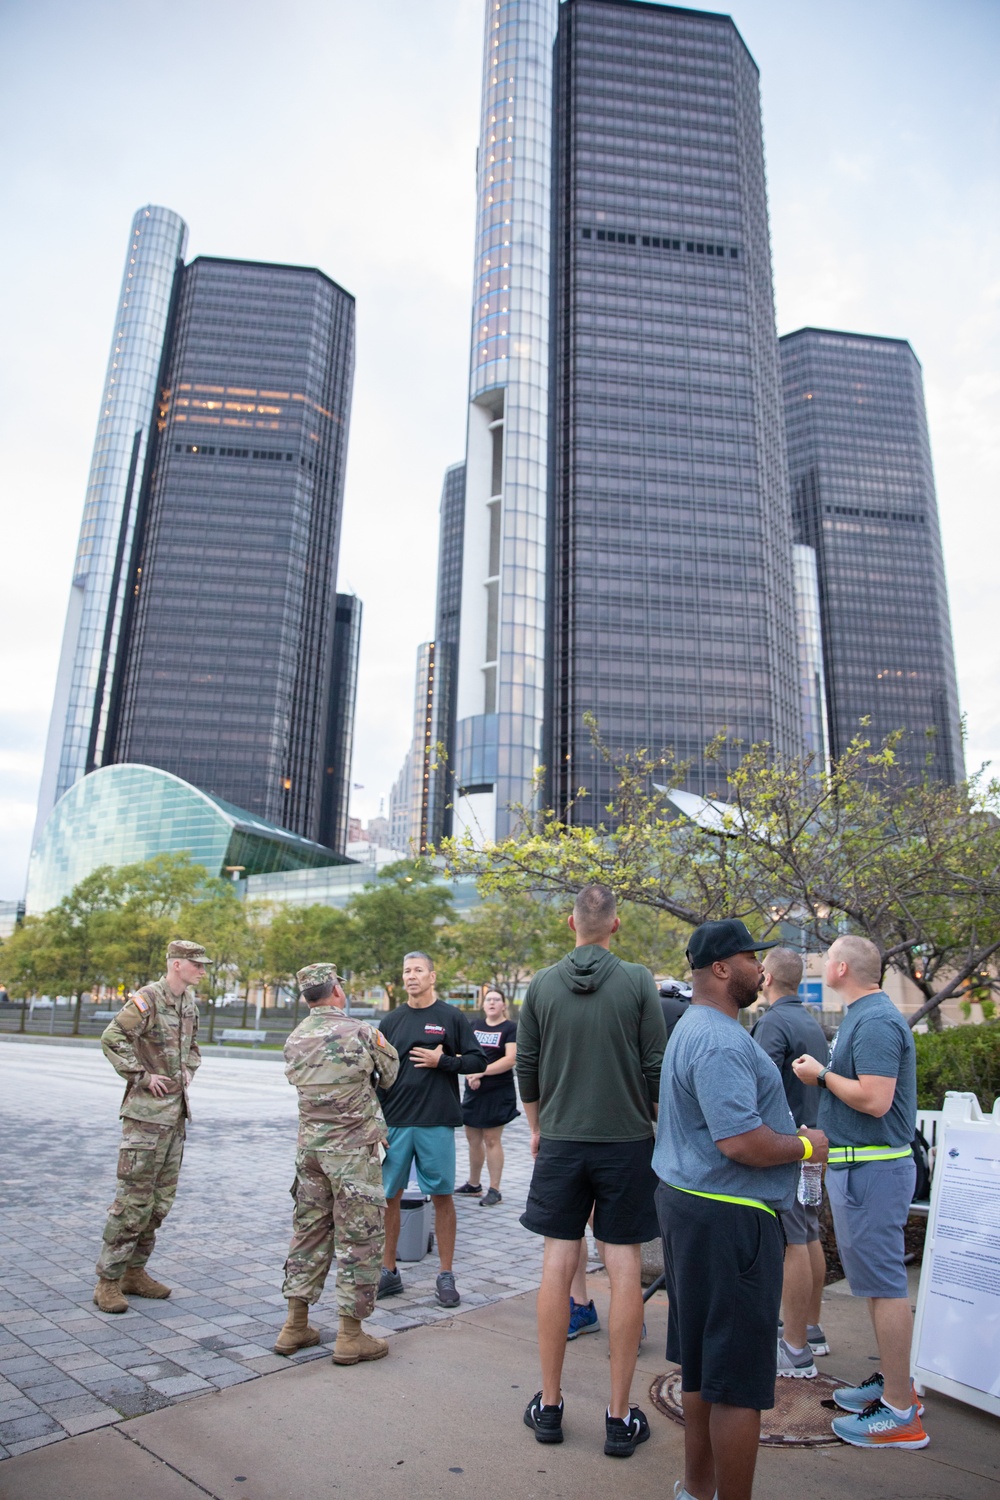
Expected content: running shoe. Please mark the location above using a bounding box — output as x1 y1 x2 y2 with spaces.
807 1323 830 1356
673 1485 718 1500
831 1400 929 1449
480 1187 503 1207
455 1181 482 1196
776 1336 817 1379
435 1271 461 1307
833 1372 924 1415
524 1391 564 1443
604 1405 650 1458
567 1297 600 1340
376 1266 403 1299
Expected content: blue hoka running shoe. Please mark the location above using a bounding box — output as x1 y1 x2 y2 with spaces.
567 1297 600 1340
833 1372 924 1415
831 1399 929 1449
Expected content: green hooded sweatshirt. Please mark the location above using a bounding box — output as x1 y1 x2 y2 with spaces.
516 945 667 1141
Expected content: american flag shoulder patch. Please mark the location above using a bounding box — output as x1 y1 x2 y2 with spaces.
130 994 150 1014
374 1030 390 1049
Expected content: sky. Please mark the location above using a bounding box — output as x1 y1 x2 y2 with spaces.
0 0 997 900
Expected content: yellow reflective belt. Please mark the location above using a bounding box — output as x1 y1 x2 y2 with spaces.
668 1184 776 1218
827 1145 912 1164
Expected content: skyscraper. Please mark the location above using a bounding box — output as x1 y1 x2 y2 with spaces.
452 0 560 843
792 543 829 768
546 0 801 818
36 212 361 856
780 328 962 782
427 462 465 843
34 206 188 840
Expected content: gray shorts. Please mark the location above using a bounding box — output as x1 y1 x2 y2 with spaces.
779 1194 821 1246
826 1157 915 1299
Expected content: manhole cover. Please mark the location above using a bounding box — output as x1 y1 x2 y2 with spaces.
650 1369 846 1446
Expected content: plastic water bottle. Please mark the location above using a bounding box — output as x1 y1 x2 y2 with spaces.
798 1162 823 1206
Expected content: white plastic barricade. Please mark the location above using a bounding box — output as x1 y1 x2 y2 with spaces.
911 1090 1000 1417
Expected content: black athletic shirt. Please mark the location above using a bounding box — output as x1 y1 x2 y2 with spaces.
467 1018 517 1094
377 1000 487 1128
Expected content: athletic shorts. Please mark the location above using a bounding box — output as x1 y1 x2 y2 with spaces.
826 1157 915 1299
519 1136 659 1245
382 1126 456 1199
656 1181 784 1411
779 1194 821 1246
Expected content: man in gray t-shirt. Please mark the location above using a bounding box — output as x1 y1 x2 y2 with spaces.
654 920 828 1500
793 935 926 1451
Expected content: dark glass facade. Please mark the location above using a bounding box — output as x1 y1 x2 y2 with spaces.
781 328 962 781
547 0 801 819
107 256 357 842
320 593 363 853
428 462 465 841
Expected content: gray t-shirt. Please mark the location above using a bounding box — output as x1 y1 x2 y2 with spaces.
818 991 916 1163
653 1004 799 1212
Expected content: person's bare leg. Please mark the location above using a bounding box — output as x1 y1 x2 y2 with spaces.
483 1127 504 1189
780 1243 812 1348
538 1237 579 1406
869 1296 915 1409
569 1238 589 1305
603 1241 643 1419
432 1194 457 1273
680 1391 716 1500
383 1190 403 1269
465 1127 485 1187
807 1239 825 1327
709 1404 760 1500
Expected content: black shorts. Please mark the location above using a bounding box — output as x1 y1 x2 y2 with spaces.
656 1181 784 1411
520 1137 659 1244
461 1086 520 1130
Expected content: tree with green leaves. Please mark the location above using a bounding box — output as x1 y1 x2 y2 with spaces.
447 890 567 998
262 902 357 1025
348 860 455 1005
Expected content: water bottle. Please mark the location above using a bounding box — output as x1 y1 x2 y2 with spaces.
798 1162 823 1206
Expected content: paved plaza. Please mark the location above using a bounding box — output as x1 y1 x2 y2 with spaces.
0 1038 546 1461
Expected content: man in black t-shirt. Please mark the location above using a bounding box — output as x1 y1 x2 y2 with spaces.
376 952 487 1307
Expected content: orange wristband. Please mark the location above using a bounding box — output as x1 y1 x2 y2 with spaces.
800 1135 813 1161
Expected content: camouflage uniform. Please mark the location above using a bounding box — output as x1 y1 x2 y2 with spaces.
282 1008 399 1319
96 975 201 1280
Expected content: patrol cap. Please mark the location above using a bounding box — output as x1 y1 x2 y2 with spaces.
296 962 339 989
686 919 778 971
166 939 211 965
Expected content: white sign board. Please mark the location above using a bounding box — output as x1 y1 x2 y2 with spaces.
912 1091 1000 1418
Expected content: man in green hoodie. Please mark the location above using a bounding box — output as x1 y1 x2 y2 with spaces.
517 884 667 1459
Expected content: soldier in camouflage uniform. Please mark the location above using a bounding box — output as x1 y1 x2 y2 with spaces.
275 962 400 1366
92 939 206 1314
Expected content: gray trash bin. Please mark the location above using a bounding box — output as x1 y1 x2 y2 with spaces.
397 1187 433 1263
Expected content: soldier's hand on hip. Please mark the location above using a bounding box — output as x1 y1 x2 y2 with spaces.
146 1073 173 1096
182 1067 192 1086
411 1044 444 1070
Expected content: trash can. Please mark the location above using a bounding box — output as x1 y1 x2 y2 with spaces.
396 1186 433 1263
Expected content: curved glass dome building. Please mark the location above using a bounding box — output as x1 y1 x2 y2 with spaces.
27 763 344 914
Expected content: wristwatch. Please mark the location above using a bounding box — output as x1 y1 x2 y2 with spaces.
816 1066 830 1088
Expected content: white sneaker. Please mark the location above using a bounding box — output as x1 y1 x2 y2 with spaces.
672 1483 718 1500
776 1336 817 1378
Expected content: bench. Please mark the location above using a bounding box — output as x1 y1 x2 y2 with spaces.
219 1029 268 1046
92 1010 121 1022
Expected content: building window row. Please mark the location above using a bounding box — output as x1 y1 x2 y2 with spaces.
174 443 296 462
582 227 739 260
824 504 925 524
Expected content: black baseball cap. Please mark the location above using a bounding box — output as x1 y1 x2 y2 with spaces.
686 919 779 971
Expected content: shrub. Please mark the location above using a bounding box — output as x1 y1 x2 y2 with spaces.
915 1022 1000 1112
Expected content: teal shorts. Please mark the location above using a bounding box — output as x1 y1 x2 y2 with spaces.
383 1125 456 1199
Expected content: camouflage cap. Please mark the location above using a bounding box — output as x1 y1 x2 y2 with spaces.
166 940 211 965
296 962 339 989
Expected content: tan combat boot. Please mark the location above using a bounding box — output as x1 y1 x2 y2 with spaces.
121 1266 171 1299
333 1315 389 1365
273 1297 321 1356
93 1278 128 1314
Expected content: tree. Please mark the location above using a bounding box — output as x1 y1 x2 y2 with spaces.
348 861 455 1005
441 718 1000 1026
448 891 567 998
262 903 356 1024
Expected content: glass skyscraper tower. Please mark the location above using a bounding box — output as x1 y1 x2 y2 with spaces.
546 0 801 817
781 327 962 781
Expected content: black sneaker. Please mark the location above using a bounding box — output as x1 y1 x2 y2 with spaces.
376 1266 403 1299
455 1181 483 1196
524 1391 564 1444
604 1405 650 1458
480 1187 503 1207
435 1271 461 1307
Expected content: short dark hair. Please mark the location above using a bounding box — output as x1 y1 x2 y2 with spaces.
403 951 434 969
763 947 804 992
302 980 334 1003
573 883 618 939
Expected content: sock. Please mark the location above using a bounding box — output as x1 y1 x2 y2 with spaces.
882 1399 914 1420
785 1341 808 1356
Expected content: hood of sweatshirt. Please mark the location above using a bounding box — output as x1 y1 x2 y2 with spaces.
557 944 621 993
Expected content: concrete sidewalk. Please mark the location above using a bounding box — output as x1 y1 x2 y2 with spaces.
3 1276 997 1500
